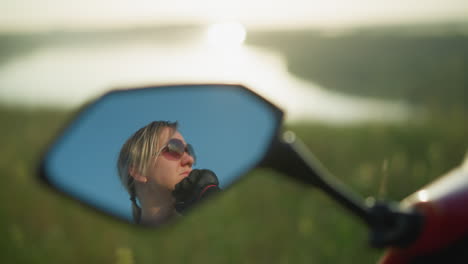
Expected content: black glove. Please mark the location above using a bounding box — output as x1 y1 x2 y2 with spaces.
172 169 221 214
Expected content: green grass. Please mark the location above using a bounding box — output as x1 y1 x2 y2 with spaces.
1 104 466 264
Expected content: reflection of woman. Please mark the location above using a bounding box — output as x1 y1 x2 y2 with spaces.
117 121 219 226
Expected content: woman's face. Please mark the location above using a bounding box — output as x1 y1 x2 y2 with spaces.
146 128 194 191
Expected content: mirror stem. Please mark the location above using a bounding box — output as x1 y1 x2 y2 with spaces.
260 131 423 248
260 131 373 226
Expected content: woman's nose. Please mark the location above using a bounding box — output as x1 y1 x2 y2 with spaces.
181 151 194 167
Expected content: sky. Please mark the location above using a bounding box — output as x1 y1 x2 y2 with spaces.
44 85 279 222
2 0 468 32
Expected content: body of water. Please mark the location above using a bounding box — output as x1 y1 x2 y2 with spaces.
0 35 413 123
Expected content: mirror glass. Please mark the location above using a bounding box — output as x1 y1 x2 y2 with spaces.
41 84 282 225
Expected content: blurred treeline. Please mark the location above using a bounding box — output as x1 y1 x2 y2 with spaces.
0 24 202 67
1 23 468 263
247 24 468 110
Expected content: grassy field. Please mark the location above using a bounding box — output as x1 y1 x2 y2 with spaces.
1 24 468 263
1 104 466 264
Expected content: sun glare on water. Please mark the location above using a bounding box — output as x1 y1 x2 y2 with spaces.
205 22 247 48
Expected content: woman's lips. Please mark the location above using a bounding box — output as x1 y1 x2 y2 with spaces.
180 171 190 177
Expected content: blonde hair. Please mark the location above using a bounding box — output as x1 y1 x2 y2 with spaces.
117 121 178 223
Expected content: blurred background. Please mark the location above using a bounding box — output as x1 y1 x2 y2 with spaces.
1 1 467 263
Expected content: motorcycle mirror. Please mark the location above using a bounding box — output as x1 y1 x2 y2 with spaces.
39 84 283 226
40 82 417 245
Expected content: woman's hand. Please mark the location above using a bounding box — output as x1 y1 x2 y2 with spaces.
172 169 221 214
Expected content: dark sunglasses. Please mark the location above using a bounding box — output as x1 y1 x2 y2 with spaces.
158 138 196 163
